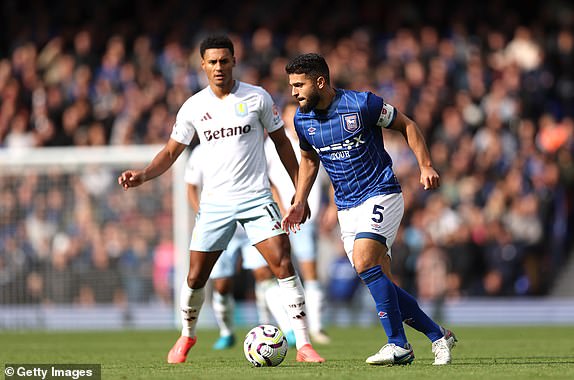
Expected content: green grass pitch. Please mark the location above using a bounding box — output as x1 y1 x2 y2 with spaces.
2 326 574 379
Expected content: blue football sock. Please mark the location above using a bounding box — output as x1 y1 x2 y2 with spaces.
394 284 443 342
358 265 407 347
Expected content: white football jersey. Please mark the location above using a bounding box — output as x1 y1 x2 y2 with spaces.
172 81 284 204
184 146 203 187
264 131 322 222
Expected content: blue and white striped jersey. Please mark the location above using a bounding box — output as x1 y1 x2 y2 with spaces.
294 89 401 210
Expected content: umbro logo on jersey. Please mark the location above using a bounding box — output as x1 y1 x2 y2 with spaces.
307 127 316 135
200 112 212 122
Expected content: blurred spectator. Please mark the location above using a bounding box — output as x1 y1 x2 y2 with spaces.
327 252 362 326
119 235 153 303
44 233 78 303
4 109 37 149
415 241 448 319
0 0 573 307
152 227 174 305
78 243 124 305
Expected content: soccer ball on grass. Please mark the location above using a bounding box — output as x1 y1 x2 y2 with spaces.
243 324 288 367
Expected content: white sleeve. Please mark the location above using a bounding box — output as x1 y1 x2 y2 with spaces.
183 147 203 186
170 101 196 144
259 90 284 133
376 102 397 128
264 137 281 183
264 138 276 171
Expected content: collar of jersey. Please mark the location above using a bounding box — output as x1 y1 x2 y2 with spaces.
208 80 240 98
309 88 342 119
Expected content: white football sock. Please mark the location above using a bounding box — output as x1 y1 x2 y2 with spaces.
304 280 325 333
179 282 205 338
259 278 292 333
277 275 311 349
212 291 234 337
254 280 272 324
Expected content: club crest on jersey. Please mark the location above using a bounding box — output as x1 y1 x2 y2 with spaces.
342 113 360 132
235 102 248 117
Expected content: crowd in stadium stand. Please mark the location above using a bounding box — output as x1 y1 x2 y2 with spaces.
1 0 573 306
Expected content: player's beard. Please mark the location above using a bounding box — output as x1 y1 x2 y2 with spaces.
299 89 320 113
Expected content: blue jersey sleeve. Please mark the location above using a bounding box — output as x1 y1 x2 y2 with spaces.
366 92 384 128
366 92 397 129
294 112 314 151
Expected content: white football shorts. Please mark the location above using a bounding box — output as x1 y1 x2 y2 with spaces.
337 192 404 265
190 193 285 252
210 227 268 279
289 219 317 262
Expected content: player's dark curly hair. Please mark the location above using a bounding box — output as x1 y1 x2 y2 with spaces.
285 53 330 84
199 35 234 58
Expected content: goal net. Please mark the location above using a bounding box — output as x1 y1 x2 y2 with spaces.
0 146 190 329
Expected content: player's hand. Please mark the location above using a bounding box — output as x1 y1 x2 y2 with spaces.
289 195 311 222
420 166 440 190
281 202 308 234
118 170 145 190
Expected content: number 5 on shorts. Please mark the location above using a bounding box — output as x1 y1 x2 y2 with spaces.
371 204 384 223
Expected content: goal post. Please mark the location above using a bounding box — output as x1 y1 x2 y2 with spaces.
0 145 190 329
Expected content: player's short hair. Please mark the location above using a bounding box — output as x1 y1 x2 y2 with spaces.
285 53 330 84
199 35 234 58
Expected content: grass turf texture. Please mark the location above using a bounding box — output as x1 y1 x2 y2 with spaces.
2 326 574 380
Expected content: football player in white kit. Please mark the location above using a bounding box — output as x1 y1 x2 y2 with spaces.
185 145 295 350
264 102 330 344
118 35 324 364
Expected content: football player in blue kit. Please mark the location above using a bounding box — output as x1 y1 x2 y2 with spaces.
282 53 457 366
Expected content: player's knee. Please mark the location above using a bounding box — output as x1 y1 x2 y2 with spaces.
186 272 209 289
352 255 381 274
252 266 274 282
277 256 297 278
265 253 294 279
213 278 232 293
277 234 292 254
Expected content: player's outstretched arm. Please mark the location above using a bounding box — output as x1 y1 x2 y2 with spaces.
388 111 440 190
268 127 299 187
118 138 187 191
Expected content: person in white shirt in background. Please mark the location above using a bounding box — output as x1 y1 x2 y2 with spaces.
184 145 296 350
265 102 331 344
